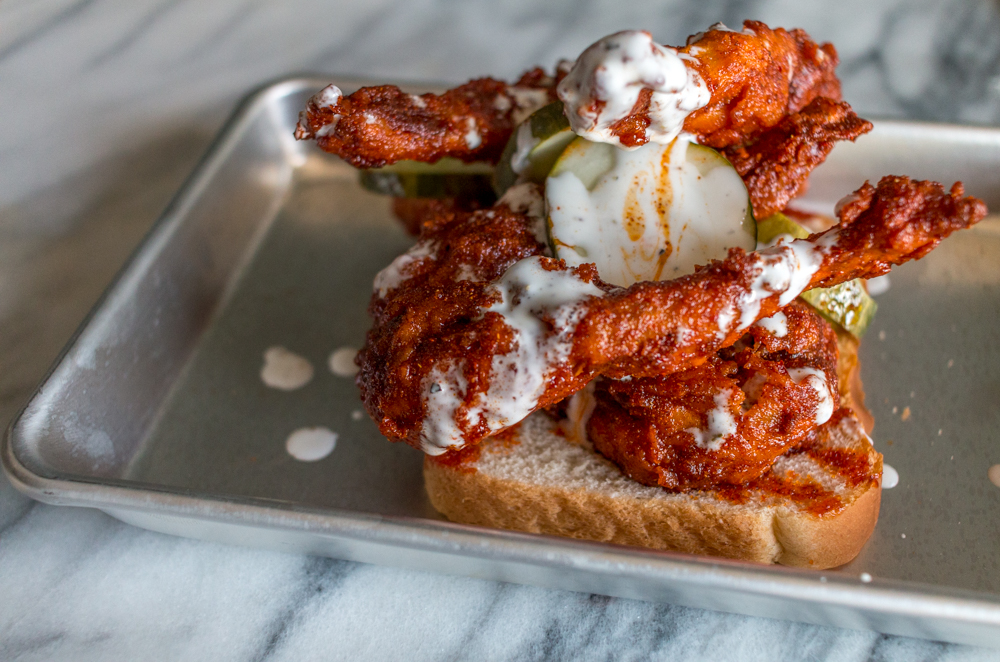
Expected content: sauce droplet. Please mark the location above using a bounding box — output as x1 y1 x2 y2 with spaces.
285 427 337 462
988 464 1000 488
329 346 360 377
866 275 890 296
261 346 314 390
351 409 365 421
860 573 873 583
882 464 899 489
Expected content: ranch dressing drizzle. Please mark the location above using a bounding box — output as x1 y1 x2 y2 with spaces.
715 232 836 339
754 311 788 337
686 389 738 451
417 257 604 454
787 367 835 425
557 30 710 147
511 122 540 174
373 240 437 298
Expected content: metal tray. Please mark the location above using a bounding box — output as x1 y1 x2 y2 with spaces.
4 77 1000 647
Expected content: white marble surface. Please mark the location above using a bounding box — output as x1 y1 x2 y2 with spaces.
2 0 1000 658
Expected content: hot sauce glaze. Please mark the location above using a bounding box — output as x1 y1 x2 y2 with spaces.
427 425 522 473
716 409 878 516
716 472 843 517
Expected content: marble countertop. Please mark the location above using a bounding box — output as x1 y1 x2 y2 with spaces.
2 0 999 658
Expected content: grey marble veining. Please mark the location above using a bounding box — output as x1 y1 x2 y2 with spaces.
2 0 1000 659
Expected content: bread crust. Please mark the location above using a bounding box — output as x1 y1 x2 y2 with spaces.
425 411 880 569
424 327 880 569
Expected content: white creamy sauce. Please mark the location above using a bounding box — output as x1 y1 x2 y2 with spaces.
561 380 597 444
511 122 540 174
754 311 788 337
480 258 606 432
546 136 752 286
860 573 873 583
557 30 710 147
420 361 472 453
686 389 738 451
417 257 605 453
364 113 377 124
409 94 427 108
464 118 482 149
328 346 359 377
455 263 481 282
295 84 343 139
716 234 832 338
493 93 512 112
373 240 436 298
882 464 899 489
787 367 835 425
509 87 550 124
285 427 337 462
260 346 314 391
988 464 1000 488
499 182 547 245
866 274 891 296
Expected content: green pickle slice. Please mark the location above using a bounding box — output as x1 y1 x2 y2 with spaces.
545 135 756 286
755 212 877 337
493 102 575 195
358 157 495 200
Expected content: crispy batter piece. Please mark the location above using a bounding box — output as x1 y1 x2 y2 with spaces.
723 98 873 218
298 22 842 166
358 177 986 451
295 70 558 168
590 301 840 490
679 21 841 149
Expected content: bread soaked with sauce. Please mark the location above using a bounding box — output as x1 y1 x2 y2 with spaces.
424 329 881 568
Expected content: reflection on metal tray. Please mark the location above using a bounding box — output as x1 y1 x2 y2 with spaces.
4 77 1000 647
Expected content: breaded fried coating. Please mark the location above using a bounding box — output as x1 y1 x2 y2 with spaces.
723 98 873 219
358 177 986 451
679 21 842 149
590 301 840 490
295 70 558 169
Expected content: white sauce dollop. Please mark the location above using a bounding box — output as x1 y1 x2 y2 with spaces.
511 122 540 174
328 346 359 377
716 233 835 338
557 30 710 147
686 389 738 451
509 87 551 124
988 464 1000 488
882 464 899 489
418 257 605 454
464 118 482 149
295 84 344 139
373 240 436 298
499 183 547 245
261 346 314 391
754 311 788 338
787 367 835 425
285 427 337 462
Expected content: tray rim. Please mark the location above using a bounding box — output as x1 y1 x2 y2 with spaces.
5 75 1000 645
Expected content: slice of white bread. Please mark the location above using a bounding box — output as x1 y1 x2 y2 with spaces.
424 331 881 569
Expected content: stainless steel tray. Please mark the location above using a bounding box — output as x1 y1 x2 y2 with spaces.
5 77 1000 647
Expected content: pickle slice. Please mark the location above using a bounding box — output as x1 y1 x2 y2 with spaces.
359 170 495 200
545 136 756 286
369 157 493 175
755 213 877 337
755 211 810 247
801 280 878 338
493 102 575 195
